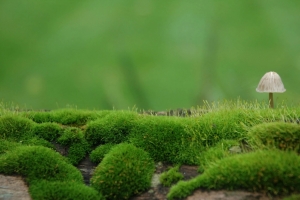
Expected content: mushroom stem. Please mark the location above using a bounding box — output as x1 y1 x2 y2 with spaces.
269 92 274 108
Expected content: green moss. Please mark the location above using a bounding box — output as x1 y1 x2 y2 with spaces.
0 139 21 154
283 194 300 200
0 115 35 140
29 180 105 200
22 109 109 125
67 141 90 165
20 137 54 149
167 150 300 199
85 111 139 146
0 146 83 184
58 127 90 165
21 111 53 123
160 165 184 186
31 122 63 141
0 138 53 155
197 139 240 173
247 122 300 153
51 109 100 125
129 116 202 164
91 143 154 200
58 127 85 146
90 143 116 164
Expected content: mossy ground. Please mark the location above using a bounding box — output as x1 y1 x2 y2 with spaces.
1 99 300 199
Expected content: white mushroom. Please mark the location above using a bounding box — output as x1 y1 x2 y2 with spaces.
256 71 286 108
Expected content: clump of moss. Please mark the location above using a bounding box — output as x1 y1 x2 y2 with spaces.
0 145 83 184
129 116 202 164
167 150 300 199
91 143 155 200
282 194 300 200
31 122 63 142
58 127 90 165
22 109 109 125
90 143 116 164
29 180 104 200
20 137 54 149
21 111 53 123
51 109 100 126
197 139 240 173
0 115 35 140
160 165 184 186
85 111 138 146
0 139 21 154
0 115 53 148
247 122 300 153
58 127 85 145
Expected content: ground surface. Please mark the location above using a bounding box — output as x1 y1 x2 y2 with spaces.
0 155 288 200
0 174 31 200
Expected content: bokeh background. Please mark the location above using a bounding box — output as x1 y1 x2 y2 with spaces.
1 0 300 110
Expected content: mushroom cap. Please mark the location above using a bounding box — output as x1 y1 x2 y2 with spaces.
256 71 286 93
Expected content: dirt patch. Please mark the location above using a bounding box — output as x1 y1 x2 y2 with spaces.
0 174 31 200
76 155 97 185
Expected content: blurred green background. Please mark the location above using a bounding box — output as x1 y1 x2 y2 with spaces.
0 0 299 110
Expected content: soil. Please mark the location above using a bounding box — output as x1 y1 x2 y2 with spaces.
0 174 31 200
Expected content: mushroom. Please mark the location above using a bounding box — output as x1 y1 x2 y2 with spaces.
256 71 286 108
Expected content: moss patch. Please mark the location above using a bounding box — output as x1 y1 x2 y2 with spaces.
29 180 104 200
91 143 155 199
246 122 300 153
0 146 83 184
168 150 300 199
159 165 184 187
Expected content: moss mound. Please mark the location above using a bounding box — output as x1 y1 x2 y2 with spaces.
0 145 83 184
31 122 63 142
57 127 90 165
0 139 21 154
29 180 104 200
129 116 202 164
0 115 35 140
0 116 54 148
197 139 240 173
50 109 100 125
85 111 138 146
159 165 184 187
90 143 116 164
168 150 300 199
247 122 300 153
22 109 104 125
91 143 154 199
